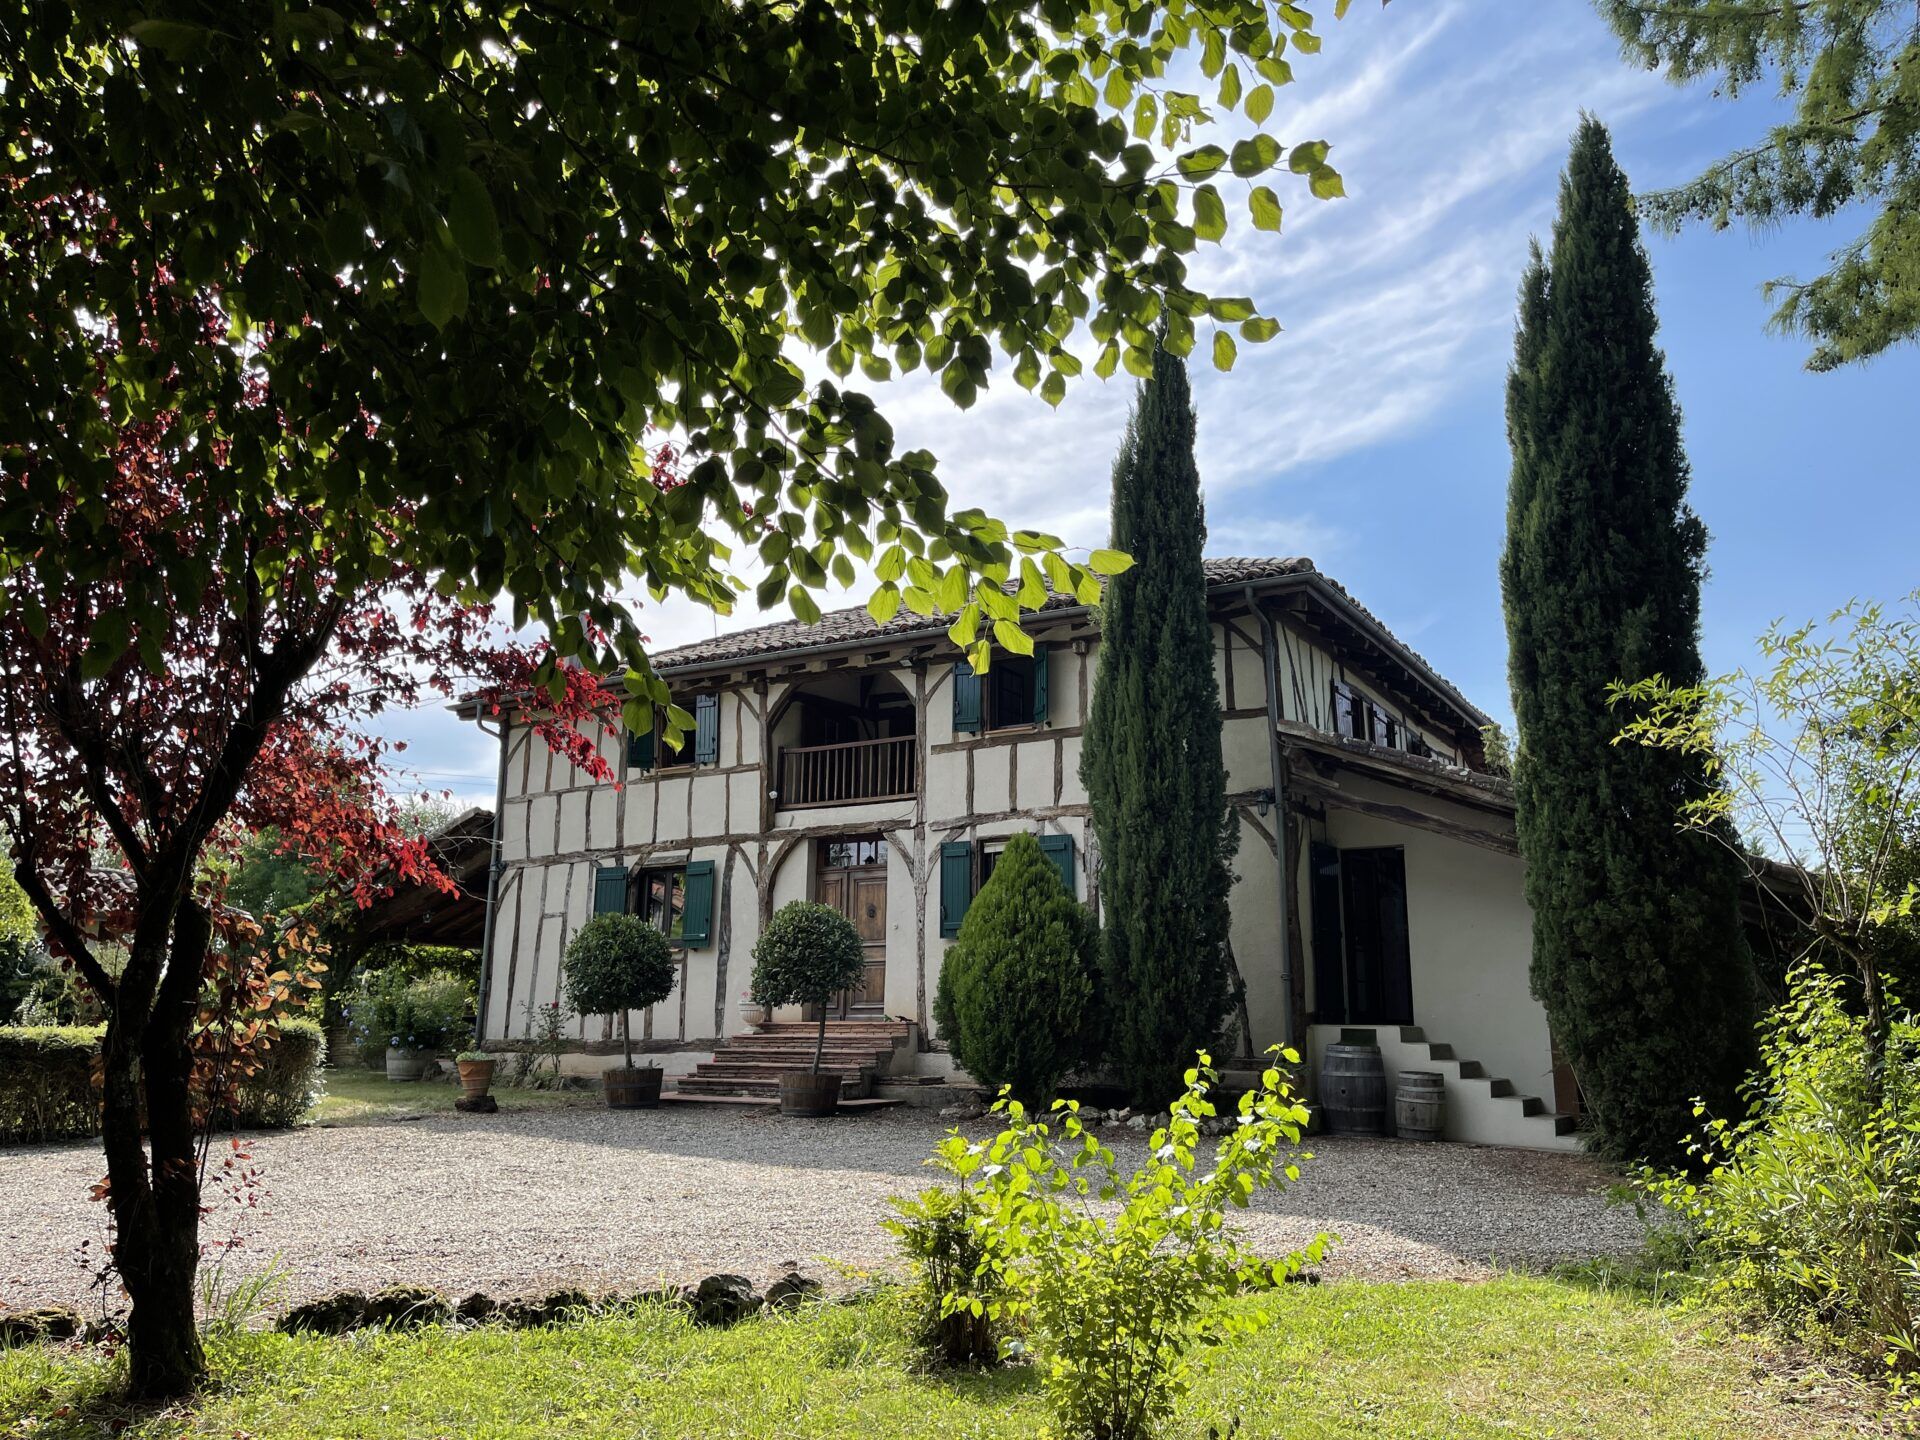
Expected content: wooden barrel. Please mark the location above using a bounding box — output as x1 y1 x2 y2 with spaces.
385 1046 424 1083
1395 1070 1446 1142
778 1071 842 1118
1319 1043 1388 1135
604 1066 664 1109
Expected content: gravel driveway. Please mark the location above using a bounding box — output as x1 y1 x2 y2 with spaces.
2 1104 1644 1312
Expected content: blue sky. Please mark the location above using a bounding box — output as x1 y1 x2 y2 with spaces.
391 1 1919 807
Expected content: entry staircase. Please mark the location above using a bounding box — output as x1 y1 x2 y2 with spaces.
1308 1024 1580 1152
674 1018 916 1100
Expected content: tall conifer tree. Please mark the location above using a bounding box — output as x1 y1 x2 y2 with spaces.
1082 346 1235 1106
1502 118 1754 1164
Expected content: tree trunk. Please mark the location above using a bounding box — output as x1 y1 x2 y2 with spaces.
109 902 213 1401
104 1010 206 1396
812 1007 826 1075
620 1008 633 1071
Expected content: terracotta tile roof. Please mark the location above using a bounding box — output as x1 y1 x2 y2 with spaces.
650 554 1490 730
652 556 1314 671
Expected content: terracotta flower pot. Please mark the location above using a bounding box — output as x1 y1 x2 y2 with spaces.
456 1058 496 1100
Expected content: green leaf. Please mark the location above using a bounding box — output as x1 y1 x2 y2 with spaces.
1246 84 1275 124
867 585 903 624
1213 330 1237 371
1175 145 1228 180
948 604 979 648
789 586 821 624
992 620 1035 657
1230 134 1281 178
1192 186 1226 243
1309 166 1346 200
1087 549 1134 577
1208 296 1256 322
417 244 466 329
448 168 502 266
936 565 969 613
1240 315 1282 342
1249 186 1283 232
1289 140 1331 174
127 19 206 58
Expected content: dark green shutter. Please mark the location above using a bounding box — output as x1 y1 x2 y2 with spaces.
593 864 629 915
694 694 720 765
627 725 654 771
681 860 716 946
951 662 982 734
1031 646 1050 725
938 841 974 937
1309 843 1345 1024
1036 832 1075 897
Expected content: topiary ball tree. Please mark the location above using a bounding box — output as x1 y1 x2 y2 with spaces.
935 832 1097 1104
750 901 866 1075
563 914 677 1070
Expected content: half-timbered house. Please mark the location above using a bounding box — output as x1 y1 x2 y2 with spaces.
460 557 1579 1149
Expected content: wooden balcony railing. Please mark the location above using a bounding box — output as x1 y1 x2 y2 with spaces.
777 734 917 809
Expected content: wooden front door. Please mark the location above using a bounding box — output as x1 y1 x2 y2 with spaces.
816 837 888 1015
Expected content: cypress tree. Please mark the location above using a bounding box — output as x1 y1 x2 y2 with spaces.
1081 345 1236 1106
1501 118 1754 1165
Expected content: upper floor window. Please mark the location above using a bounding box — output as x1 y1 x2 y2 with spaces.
954 649 1050 734
626 693 721 772
1330 680 1406 751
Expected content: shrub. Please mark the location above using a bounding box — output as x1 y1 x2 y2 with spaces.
346 967 471 1057
750 901 864 1074
563 913 676 1069
0 1025 102 1144
930 1049 1330 1440
219 1018 327 1129
0 1020 325 1143
883 1185 999 1368
934 831 1096 1103
1634 966 1920 1384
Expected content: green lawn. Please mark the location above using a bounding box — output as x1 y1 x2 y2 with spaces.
306 1067 596 1126
0 1278 1888 1439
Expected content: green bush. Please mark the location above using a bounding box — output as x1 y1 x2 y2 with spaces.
0 1026 102 1144
0 1021 326 1145
346 967 472 1057
563 914 676 1068
882 1184 999 1368
750 901 865 1075
220 1018 328 1129
933 832 1096 1103
932 1050 1329 1440
1634 966 1920 1384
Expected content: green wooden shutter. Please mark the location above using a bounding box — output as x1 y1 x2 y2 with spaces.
693 694 720 765
1036 832 1075 898
1309 843 1345 1024
951 662 982 734
593 864 629 915
681 860 716 946
938 841 974 937
626 725 654 771
1031 646 1050 725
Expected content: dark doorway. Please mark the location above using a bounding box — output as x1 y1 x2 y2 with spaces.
1309 844 1413 1027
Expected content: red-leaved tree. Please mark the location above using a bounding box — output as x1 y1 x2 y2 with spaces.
0 194 620 1395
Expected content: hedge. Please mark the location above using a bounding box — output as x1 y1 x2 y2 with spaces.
0 1026 100 1144
0 1017 327 1145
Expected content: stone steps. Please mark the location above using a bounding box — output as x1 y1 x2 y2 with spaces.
681 1019 916 1098
1310 1024 1580 1152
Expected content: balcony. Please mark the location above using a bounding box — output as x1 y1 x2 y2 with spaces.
777 734 917 810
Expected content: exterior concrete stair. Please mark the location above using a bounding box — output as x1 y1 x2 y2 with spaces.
1319 1024 1580 1152
675 1019 916 1100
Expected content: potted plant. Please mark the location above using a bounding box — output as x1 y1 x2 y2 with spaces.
738 989 769 1031
749 900 866 1117
455 1050 496 1100
563 913 677 1109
